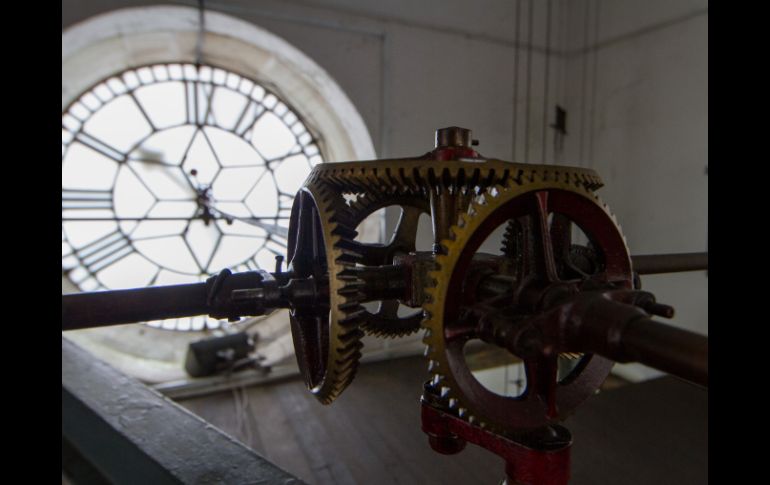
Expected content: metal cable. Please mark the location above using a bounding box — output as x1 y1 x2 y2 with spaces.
541 0 552 164
512 0 521 161
587 0 601 165
524 0 534 161
195 0 206 68
579 0 590 165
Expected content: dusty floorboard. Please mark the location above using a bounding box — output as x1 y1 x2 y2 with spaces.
179 356 707 485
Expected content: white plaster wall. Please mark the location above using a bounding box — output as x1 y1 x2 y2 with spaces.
63 0 565 163
562 0 708 380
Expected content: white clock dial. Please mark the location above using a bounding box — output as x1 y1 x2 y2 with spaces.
62 63 323 331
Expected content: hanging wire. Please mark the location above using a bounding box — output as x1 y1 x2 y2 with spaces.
579 0 591 165
541 0 552 164
554 0 569 165
524 0 534 162
195 0 206 69
587 0 602 165
512 0 522 161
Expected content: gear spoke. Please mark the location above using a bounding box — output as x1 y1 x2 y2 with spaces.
346 203 425 266
392 205 423 248
532 191 560 282
525 355 560 418
378 299 399 319
550 214 572 268
445 317 478 342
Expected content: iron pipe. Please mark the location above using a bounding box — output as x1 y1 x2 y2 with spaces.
62 283 209 331
619 318 708 387
631 252 708 274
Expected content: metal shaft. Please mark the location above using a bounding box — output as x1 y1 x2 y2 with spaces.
619 318 708 387
631 252 708 274
62 283 209 331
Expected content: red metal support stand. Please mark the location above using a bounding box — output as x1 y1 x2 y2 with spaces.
421 384 571 485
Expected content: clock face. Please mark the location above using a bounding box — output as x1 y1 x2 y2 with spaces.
62 63 323 330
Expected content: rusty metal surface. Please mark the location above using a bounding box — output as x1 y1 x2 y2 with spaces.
62 336 305 485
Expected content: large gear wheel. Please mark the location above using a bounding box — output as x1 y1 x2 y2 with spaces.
288 155 607 403
286 181 366 404
422 171 633 433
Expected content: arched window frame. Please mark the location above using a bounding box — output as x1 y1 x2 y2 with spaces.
62 6 377 382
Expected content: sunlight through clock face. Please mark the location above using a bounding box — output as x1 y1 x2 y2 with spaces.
62 63 324 330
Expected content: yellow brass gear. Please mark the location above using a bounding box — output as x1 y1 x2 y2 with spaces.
421 170 629 433
287 179 366 404
307 159 602 339
290 158 608 403
308 158 604 196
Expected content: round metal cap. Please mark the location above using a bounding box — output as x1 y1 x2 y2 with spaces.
435 127 473 148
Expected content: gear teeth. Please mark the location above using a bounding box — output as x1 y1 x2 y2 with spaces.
338 328 364 344
335 250 363 264
338 340 364 359
339 309 367 325
337 283 365 296
336 352 362 373
560 352 583 360
297 156 610 414
334 238 363 252
360 313 422 338
332 225 358 239
416 171 624 433
337 268 364 280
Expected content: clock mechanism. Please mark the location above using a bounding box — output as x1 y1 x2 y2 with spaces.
62 127 708 484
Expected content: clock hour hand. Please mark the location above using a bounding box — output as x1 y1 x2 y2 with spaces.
133 147 198 194
208 206 289 240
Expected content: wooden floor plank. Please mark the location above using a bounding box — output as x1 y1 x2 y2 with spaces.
178 356 707 485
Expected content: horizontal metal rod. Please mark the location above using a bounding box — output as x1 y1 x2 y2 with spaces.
62 283 209 331
619 318 708 387
631 252 708 274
